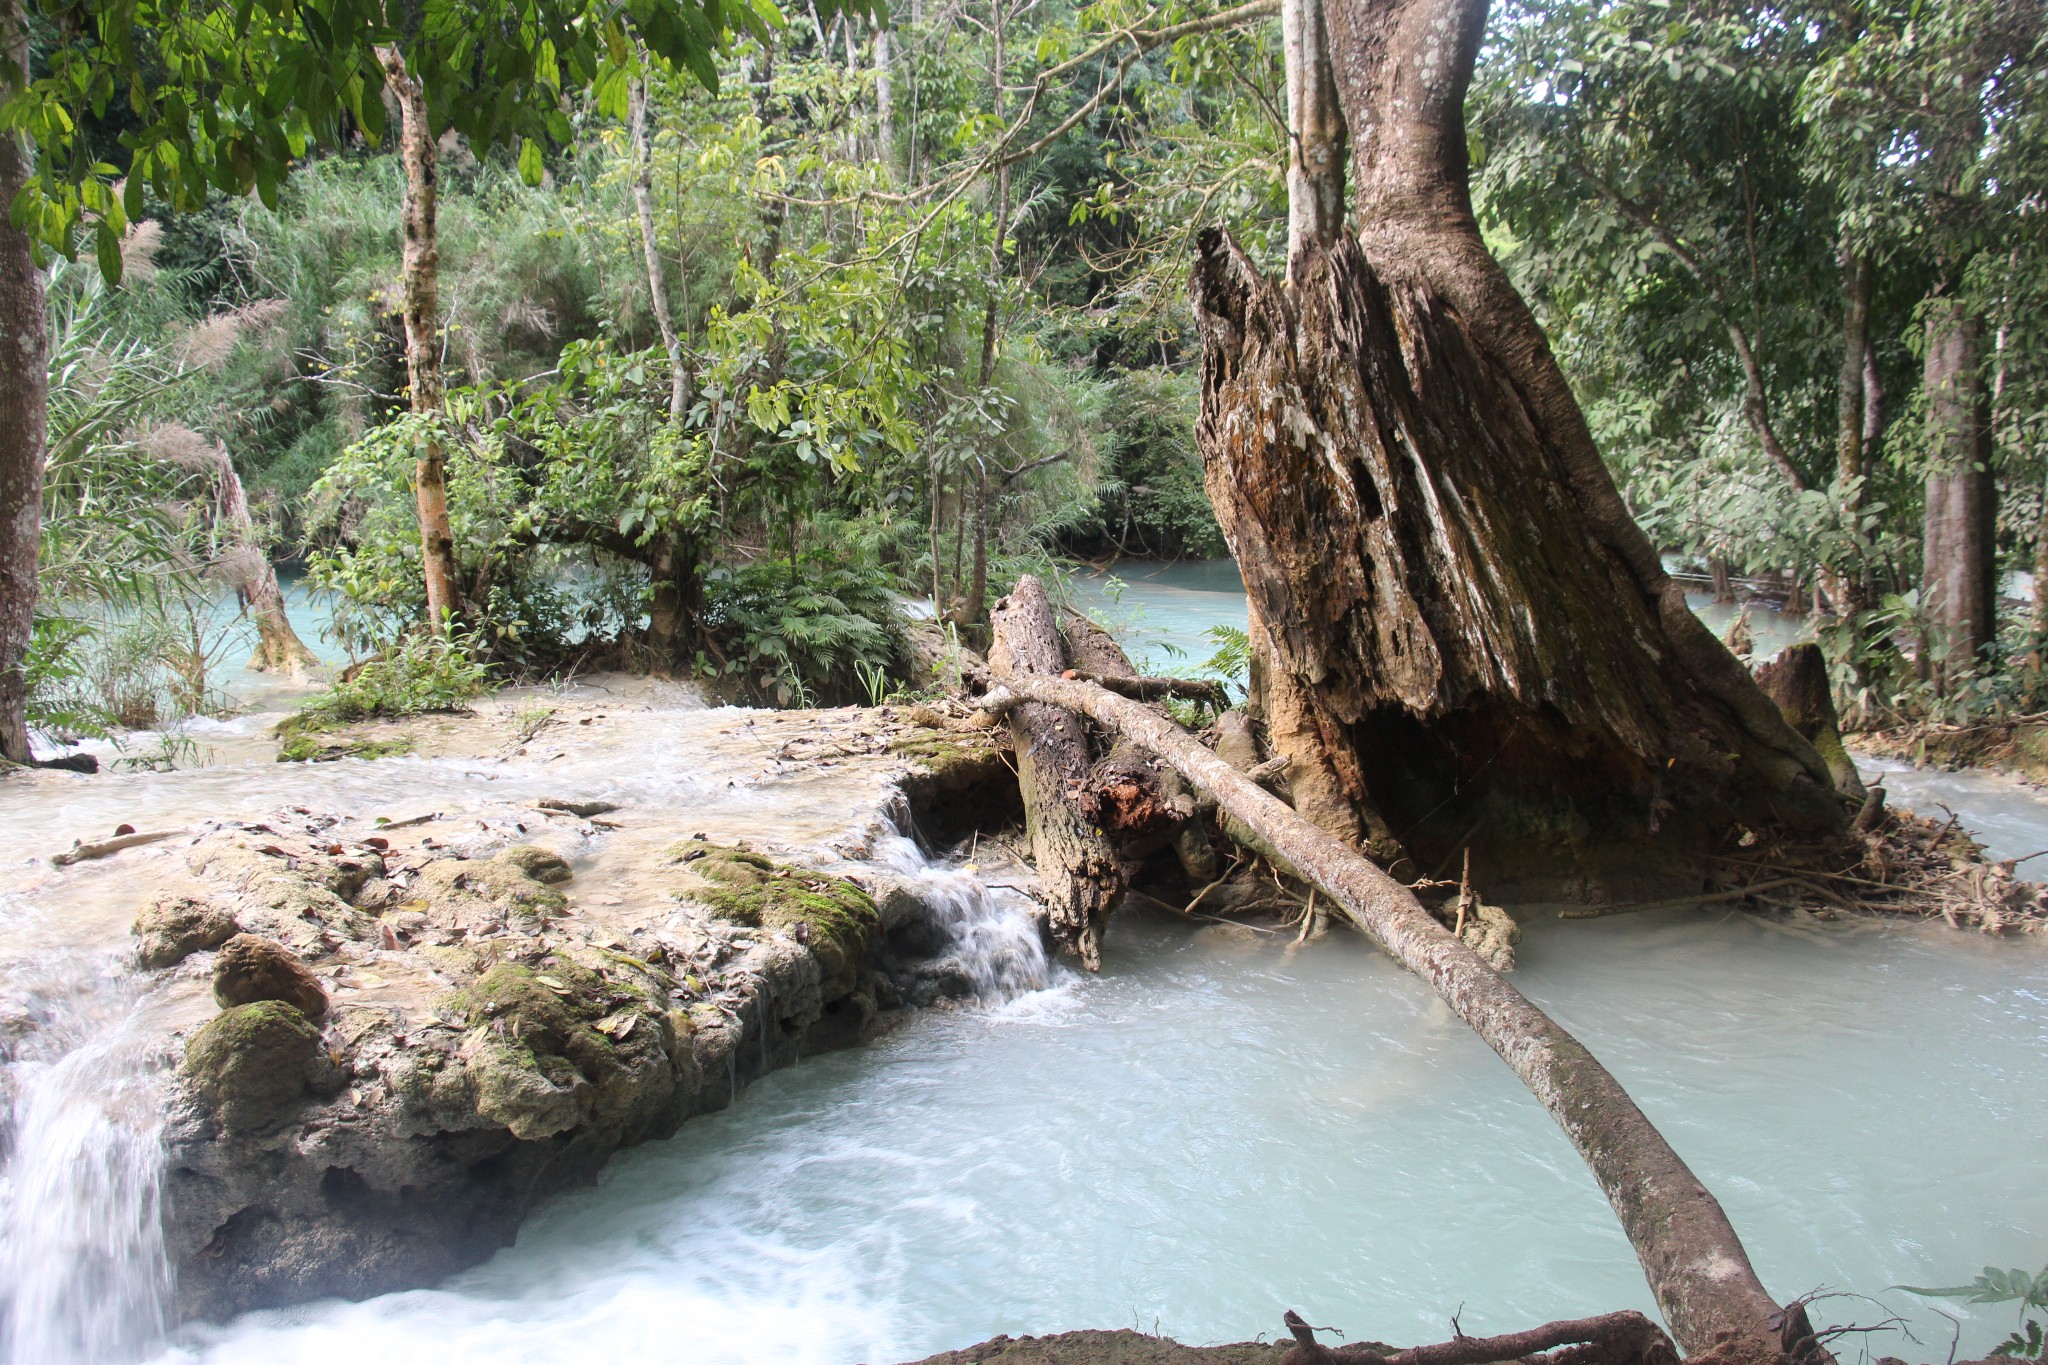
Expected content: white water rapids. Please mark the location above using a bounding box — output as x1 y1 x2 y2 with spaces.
0 660 2040 1363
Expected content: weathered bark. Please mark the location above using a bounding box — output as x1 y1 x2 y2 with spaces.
976 671 1801 1363
379 47 461 631
205 442 318 674
988 577 1126 968
1283 0 1347 278
1921 298 1997 680
1753 644 1862 801
0 0 45 765
629 77 691 425
1194 0 1842 901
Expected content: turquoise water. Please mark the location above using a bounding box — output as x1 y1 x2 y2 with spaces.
1068 560 1811 680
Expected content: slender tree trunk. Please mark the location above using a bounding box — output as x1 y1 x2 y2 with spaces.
1282 0 1346 279
207 443 318 674
378 47 460 631
874 23 895 166
976 669 1804 1364
1822 248 1872 617
0 0 45 765
628 76 700 664
1921 297 1996 682
962 1 1010 632
629 77 691 425
1194 0 1841 901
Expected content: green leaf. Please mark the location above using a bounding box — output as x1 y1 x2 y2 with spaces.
517 137 544 186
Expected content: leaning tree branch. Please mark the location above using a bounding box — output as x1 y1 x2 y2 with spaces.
974 670 1801 1361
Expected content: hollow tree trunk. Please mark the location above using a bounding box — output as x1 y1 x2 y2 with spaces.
0 0 43 766
1193 0 1841 902
379 47 461 631
1921 297 1996 682
988 577 1127 969
975 670 1806 1365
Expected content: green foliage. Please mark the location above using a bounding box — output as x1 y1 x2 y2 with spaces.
1900 1264 2048 1359
700 546 905 707
289 625 492 730
1062 367 1222 559
3 0 873 273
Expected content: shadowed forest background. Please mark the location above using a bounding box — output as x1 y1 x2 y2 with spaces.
8 0 2043 751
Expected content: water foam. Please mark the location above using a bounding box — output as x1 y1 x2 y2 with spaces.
0 949 173 1365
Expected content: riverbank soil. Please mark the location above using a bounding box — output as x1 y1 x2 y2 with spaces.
1855 718 2048 786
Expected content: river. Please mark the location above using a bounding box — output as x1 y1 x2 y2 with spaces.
0 568 2043 1364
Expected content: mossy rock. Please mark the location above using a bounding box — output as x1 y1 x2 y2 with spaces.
411 847 570 925
277 732 415 764
887 731 1006 791
668 843 879 999
441 958 667 1139
180 1000 340 1134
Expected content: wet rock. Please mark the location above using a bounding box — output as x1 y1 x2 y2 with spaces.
214 935 330 1018
180 1000 341 1133
410 847 571 930
493 845 573 885
134 896 240 969
673 845 880 1002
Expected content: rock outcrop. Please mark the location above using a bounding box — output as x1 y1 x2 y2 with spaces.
138 712 1017 1325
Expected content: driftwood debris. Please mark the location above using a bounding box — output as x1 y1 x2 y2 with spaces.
974 670 1806 1365
1281 1308 1677 1365
52 828 187 866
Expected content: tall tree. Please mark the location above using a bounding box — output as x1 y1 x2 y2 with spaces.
0 0 43 763
376 47 461 629
1192 0 1845 902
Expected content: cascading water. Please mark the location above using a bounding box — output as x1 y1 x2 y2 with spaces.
0 946 174 1365
863 823 1056 1003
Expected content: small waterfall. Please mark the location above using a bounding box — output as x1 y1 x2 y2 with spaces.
0 949 174 1365
868 827 1055 1002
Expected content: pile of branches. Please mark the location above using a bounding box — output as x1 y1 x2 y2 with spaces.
1661 798 2048 935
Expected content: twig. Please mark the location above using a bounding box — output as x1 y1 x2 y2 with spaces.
52 828 186 866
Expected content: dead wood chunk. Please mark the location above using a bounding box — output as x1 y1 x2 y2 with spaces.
1754 643 1864 800
1059 607 1138 679
134 896 240 969
213 934 330 1018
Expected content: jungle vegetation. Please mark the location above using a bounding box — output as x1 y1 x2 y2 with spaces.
0 0 2040 754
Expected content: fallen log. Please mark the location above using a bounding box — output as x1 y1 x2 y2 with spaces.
1066 670 1231 708
989 577 1129 970
974 671 1806 1365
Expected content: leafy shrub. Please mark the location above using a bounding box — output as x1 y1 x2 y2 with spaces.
1902 1263 2048 1359
701 554 905 708
287 627 491 731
